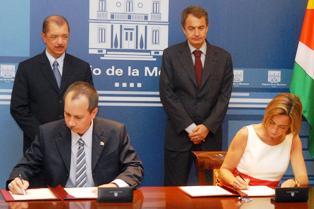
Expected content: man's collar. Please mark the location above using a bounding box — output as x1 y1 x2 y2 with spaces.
187 41 207 55
45 50 65 65
71 120 94 144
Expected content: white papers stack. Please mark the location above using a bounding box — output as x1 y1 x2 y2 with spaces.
9 188 57 201
64 187 97 199
179 186 234 197
179 185 275 197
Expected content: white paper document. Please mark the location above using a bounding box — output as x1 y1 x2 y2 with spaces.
10 188 57 201
4 187 98 201
179 186 234 197
179 185 275 197
64 187 97 199
240 186 275 196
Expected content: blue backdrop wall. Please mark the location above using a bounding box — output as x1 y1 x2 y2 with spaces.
0 0 313 186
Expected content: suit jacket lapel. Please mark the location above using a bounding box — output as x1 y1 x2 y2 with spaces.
91 119 107 170
178 42 198 87
38 51 60 92
201 43 218 89
55 124 72 173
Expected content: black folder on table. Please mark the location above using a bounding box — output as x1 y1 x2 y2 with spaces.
274 187 308 202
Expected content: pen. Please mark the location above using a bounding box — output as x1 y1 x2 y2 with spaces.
238 174 250 190
238 174 246 182
18 174 26 195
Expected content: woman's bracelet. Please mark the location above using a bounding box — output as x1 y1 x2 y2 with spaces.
294 179 300 187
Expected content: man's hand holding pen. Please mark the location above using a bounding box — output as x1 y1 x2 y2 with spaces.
8 175 29 195
233 175 250 190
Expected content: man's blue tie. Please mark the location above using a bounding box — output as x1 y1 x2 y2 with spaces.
75 138 87 187
52 60 61 88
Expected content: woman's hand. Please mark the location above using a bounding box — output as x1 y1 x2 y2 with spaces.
232 176 250 190
281 179 299 188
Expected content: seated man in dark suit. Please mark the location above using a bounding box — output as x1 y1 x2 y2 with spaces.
7 81 144 194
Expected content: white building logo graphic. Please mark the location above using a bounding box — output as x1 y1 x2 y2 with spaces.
233 70 244 83
0 64 15 80
89 0 169 61
268 70 281 83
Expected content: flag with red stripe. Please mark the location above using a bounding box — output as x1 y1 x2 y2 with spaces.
290 0 314 157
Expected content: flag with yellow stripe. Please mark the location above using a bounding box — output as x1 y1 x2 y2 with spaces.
290 0 314 157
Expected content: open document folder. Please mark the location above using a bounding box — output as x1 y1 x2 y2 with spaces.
0 186 97 201
179 186 275 197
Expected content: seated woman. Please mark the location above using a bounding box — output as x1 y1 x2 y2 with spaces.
219 93 308 189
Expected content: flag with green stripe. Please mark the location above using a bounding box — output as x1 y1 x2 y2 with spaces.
290 0 314 158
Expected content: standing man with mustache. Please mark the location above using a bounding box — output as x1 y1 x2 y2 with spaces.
10 15 93 154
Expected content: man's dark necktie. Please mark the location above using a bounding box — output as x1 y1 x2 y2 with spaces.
193 50 203 87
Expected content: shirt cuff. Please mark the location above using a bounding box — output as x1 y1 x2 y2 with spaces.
185 123 197 134
112 179 129 188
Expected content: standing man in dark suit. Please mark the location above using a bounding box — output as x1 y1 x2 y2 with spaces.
159 5 233 186
10 15 93 153
7 81 143 194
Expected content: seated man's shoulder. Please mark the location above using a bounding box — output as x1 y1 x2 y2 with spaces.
40 119 67 133
94 118 128 142
94 117 125 130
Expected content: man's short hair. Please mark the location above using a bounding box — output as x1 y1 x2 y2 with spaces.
181 5 209 27
64 81 98 112
42 15 70 33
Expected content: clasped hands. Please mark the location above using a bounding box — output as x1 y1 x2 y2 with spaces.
189 124 209 144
